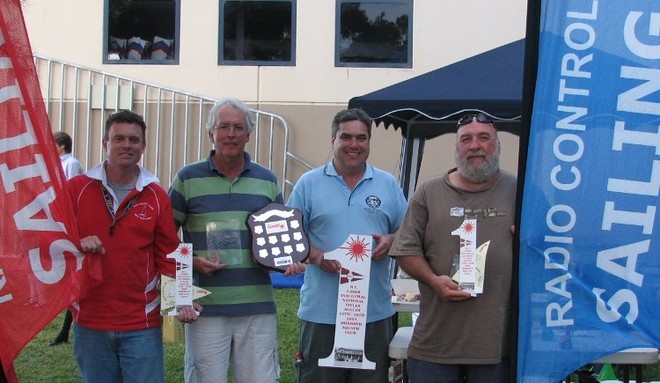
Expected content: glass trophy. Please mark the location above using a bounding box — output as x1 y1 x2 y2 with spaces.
206 219 242 266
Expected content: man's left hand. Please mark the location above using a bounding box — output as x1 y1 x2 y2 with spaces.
175 303 203 324
371 233 395 261
284 262 306 276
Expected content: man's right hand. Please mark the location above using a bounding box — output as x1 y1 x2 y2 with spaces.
308 246 341 274
80 236 105 254
398 256 472 302
432 275 472 301
193 256 228 277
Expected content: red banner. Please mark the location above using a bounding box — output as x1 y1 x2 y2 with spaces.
0 0 101 379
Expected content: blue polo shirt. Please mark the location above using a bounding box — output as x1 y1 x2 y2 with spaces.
287 161 408 324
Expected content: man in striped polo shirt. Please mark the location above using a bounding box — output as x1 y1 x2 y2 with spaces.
169 98 299 383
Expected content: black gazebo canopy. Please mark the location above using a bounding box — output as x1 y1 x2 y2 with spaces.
348 39 525 197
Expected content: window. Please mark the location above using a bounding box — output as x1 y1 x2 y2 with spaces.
104 0 180 64
220 0 296 66
336 0 412 68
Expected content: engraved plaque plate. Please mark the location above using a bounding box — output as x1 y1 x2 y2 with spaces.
247 203 309 272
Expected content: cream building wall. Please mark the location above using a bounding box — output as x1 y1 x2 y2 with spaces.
22 0 527 187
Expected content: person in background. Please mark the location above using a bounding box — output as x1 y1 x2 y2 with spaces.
68 110 194 383
54 131 83 179
287 108 408 383
169 98 300 383
49 130 84 346
389 112 517 383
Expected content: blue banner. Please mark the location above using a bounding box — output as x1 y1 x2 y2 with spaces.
518 1 659 382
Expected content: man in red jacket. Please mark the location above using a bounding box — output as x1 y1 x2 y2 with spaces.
67 111 184 383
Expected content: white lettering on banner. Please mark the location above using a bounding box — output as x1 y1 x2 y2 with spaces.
0 109 37 153
607 123 660 197
13 187 65 232
556 106 588 131
0 56 70 302
561 55 593 80
593 288 638 324
602 201 655 234
546 204 576 234
0 154 49 192
546 274 572 299
30 239 84 285
544 246 570 270
596 240 648 288
550 165 580 191
546 301 574 327
554 134 584 162
623 11 660 60
542 1 600 328
550 106 588 191
611 121 660 154
0 269 12 303
544 205 576 327
592 10 660 325
618 67 660 115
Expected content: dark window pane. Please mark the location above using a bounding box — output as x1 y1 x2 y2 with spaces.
105 0 179 64
338 1 411 67
221 1 294 65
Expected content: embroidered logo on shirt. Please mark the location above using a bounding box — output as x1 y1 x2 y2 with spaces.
365 195 381 209
133 202 155 221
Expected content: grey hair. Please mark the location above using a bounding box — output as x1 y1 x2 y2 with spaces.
206 98 255 133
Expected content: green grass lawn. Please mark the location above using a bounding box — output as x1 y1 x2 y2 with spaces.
14 288 412 382
14 288 304 383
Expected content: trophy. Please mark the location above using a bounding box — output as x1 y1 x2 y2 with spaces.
450 219 489 296
318 234 375 370
247 203 309 272
206 219 242 266
161 243 211 316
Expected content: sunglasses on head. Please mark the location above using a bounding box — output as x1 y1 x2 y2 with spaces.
457 113 494 127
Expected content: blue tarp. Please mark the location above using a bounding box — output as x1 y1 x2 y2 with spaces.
270 272 304 288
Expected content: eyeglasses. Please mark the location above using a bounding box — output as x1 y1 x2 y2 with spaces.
214 124 247 134
457 113 494 127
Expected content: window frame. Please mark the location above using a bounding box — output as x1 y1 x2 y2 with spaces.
103 0 181 65
335 0 413 68
218 0 297 66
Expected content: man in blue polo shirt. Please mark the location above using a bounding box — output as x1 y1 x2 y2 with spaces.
287 108 408 383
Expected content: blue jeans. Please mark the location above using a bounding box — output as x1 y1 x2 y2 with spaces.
73 324 164 383
407 357 510 383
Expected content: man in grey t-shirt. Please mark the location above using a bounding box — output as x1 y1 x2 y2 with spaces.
389 112 517 383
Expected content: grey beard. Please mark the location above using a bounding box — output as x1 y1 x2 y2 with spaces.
456 154 500 183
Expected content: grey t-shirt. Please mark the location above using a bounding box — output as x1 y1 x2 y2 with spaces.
390 169 517 364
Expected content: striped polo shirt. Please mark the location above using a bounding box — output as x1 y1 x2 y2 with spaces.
169 151 283 316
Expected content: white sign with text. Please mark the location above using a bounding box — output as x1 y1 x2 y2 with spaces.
319 234 375 370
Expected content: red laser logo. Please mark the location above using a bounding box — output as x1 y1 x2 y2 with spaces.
340 236 370 262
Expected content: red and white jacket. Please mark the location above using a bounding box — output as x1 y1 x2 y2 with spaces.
68 162 179 331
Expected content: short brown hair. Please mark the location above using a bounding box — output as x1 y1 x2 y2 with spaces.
53 131 73 153
104 111 147 144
